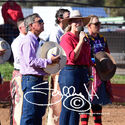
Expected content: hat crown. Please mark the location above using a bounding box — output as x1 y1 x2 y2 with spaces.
70 10 82 18
95 51 116 81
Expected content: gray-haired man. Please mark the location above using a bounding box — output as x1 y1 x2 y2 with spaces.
20 13 60 125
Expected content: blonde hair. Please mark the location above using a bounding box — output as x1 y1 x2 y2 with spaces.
88 15 99 25
64 24 71 33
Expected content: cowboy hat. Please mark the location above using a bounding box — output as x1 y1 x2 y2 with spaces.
62 10 90 26
0 38 11 64
36 41 67 74
95 51 116 81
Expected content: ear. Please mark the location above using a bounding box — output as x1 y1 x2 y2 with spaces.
88 24 91 27
58 17 63 22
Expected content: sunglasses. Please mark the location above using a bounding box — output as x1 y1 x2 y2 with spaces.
91 22 101 26
34 19 44 24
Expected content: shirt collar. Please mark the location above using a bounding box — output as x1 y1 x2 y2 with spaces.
20 33 26 37
57 24 64 34
28 31 38 41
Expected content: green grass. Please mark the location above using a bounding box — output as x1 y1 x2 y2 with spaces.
111 74 125 84
0 62 125 84
0 62 14 81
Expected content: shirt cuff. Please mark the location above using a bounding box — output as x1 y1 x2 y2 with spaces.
47 58 52 64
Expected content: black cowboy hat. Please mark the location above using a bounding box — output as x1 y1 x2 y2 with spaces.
95 51 117 81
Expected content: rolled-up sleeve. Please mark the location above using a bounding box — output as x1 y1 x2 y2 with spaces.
22 39 52 69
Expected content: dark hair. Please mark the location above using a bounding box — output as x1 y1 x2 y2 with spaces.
17 18 25 27
55 8 70 24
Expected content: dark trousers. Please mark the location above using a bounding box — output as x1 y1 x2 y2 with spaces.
20 75 48 125
59 66 90 125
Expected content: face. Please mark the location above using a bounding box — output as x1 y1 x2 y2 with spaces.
62 12 70 28
31 17 44 36
63 12 70 19
88 17 101 34
71 19 83 32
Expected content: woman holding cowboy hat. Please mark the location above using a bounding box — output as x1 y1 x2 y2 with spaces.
58 10 92 125
80 15 114 125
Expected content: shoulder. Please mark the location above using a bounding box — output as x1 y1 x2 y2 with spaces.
50 25 60 34
2 2 7 8
61 32 73 44
99 34 107 42
11 35 21 47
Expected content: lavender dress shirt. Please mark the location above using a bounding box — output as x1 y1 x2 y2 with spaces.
19 31 52 76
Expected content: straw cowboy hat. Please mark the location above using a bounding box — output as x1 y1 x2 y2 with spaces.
0 38 11 64
62 10 90 26
95 51 116 81
36 42 67 74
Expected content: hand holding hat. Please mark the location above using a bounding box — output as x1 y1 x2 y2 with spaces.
0 49 6 56
95 51 116 81
51 54 60 64
36 41 67 74
0 38 11 64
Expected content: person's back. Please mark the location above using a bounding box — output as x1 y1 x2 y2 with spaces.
1 0 24 47
2 0 23 25
10 18 27 125
11 18 27 70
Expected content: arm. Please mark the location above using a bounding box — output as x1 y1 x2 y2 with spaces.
22 40 60 68
23 40 52 69
60 32 87 63
74 31 87 60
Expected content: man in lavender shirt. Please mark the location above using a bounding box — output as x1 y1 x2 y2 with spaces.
20 13 60 125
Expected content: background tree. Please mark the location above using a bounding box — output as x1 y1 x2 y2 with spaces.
104 0 125 17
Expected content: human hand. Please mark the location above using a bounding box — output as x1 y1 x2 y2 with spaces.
0 49 6 56
88 80 92 91
79 31 86 44
51 55 60 64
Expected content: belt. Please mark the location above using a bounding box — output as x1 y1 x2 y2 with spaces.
23 74 43 78
14 68 20 71
65 65 88 68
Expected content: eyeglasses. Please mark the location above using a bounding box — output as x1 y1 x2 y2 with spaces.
34 19 44 24
91 22 101 26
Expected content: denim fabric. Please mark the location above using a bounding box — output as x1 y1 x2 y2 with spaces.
58 66 90 125
20 75 48 125
91 82 112 105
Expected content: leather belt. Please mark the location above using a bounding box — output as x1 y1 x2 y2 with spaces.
14 68 20 71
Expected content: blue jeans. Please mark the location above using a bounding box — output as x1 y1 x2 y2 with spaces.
20 75 48 125
59 66 90 125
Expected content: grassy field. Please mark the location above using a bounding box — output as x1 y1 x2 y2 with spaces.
0 62 125 84
0 62 13 81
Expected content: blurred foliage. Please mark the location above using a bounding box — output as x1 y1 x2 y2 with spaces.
104 0 125 17
111 74 125 84
0 0 124 8
0 62 13 81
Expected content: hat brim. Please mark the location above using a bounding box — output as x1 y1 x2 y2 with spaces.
0 39 11 64
62 17 90 26
95 51 117 81
36 41 67 74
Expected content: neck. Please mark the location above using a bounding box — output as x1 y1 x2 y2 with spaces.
89 31 97 37
31 31 39 37
71 30 79 37
59 23 64 30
